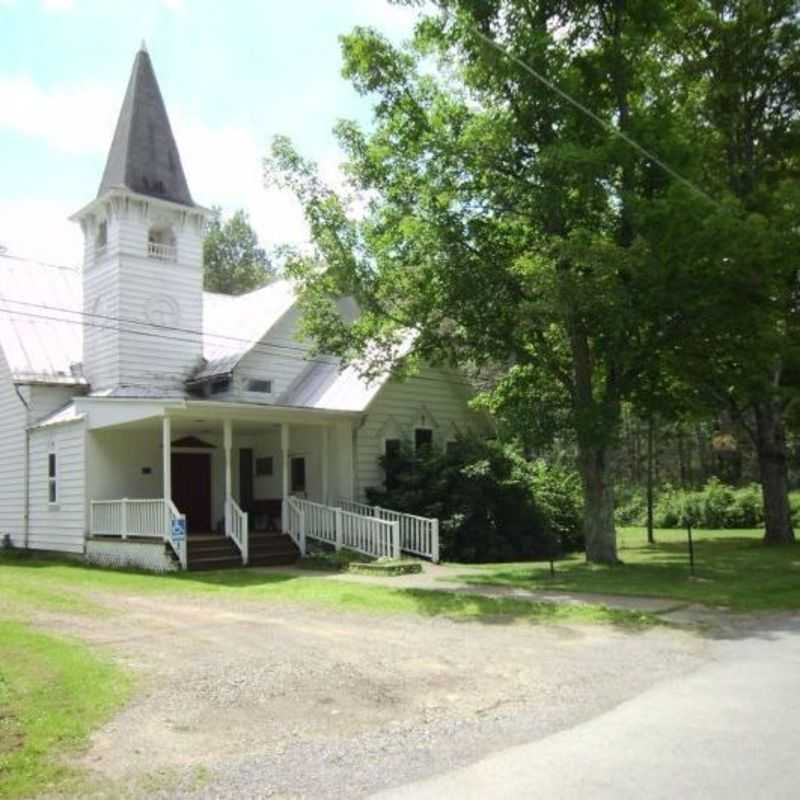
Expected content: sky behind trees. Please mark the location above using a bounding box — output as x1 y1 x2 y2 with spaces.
0 0 418 264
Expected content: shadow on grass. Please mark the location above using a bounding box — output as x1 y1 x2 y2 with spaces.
0 551 656 630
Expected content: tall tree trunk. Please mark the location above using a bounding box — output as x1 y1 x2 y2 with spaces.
753 400 795 545
567 319 620 565
578 442 619 564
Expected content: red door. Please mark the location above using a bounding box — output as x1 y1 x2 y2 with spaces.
171 452 212 534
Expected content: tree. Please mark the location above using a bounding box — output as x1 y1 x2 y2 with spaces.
268 2 691 563
203 208 273 295
650 0 800 544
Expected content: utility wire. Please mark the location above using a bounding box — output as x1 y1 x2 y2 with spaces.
0 303 481 391
466 23 720 209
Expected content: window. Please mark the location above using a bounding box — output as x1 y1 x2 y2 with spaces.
47 447 57 504
210 378 230 395
385 438 402 459
290 456 306 493
414 428 434 452
384 438 402 491
95 220 107 252
247 379 272 394
255 456 273 477
147 224 177 260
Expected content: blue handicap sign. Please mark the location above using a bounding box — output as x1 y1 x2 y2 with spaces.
171 517 186 541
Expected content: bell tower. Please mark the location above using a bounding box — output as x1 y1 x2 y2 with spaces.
71 43 209 391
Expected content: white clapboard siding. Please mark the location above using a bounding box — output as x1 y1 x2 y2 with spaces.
0 347 26 546
26 385 80 425
82 204 205 391
27 420 86 554
355 365 490 499
233 305 313 403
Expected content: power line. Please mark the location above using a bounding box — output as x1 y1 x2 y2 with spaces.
465 22 720 209
0 303 481 391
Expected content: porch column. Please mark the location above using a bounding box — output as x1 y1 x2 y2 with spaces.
321 425 329 505
281 422 290 531
223 418 233 536
162 415 171 532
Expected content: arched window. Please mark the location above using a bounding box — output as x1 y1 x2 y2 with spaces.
95 220 108 255
147 224 177 261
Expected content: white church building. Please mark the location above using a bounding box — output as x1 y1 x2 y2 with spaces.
0 47 487 571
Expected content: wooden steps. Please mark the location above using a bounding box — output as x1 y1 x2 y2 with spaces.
248 531 301 567
186 534 242 571
185 532 300 571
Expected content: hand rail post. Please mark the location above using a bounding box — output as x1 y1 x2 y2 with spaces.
121 498 128 539
334 508 343 551
299 509 307 556
243 512 249 565
432 518 440 563
392 520 401 559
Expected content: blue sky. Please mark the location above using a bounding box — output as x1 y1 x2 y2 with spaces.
0 0 419 265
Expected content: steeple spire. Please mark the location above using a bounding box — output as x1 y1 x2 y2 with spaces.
98 47 194 207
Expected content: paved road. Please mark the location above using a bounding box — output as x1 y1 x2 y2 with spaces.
373 615 800 800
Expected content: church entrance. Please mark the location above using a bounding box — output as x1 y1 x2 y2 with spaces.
171 452 212 534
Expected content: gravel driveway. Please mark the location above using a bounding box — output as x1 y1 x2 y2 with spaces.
42 588 708 799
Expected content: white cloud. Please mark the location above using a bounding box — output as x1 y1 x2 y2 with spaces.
0 72 366 263
0 75 117 154
348 0 422 38
172 115 311 250
42 0 75 11
0 199 82 266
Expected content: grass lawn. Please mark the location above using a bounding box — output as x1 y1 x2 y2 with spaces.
0 551 657 628
0 621 131 800
452 527 800 612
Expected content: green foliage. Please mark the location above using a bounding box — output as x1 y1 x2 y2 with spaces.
203 207 273 295
616 479 800 530
366 436 583 562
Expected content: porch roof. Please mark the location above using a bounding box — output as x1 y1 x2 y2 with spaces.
50 394 359 432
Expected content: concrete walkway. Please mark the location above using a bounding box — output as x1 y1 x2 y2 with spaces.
322 561 707 619
371 613 800 799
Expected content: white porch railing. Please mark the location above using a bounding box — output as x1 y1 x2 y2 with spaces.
337 500 440 562
147 242 177 261
91 498 165 539
289 497 399 560
295 498 337 546
286 497 307 556
227 498 249 565
340 508 399 559
90 498 187 569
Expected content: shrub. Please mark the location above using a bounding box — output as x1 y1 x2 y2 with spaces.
790 492 800 527
636 479 767 529
365 436 584 563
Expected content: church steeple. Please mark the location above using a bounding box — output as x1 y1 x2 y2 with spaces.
98 45 194 207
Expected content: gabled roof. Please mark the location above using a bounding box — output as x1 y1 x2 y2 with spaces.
98 44 194 207
279 332 416 412
0 256 84 385
198 280 297 379
0 257 414 413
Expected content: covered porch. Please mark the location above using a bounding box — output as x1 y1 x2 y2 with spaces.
85 400 356 569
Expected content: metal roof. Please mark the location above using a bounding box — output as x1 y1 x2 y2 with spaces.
98 45 194 207
0 257 85 385
199 280 297 379
0 257 398 412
